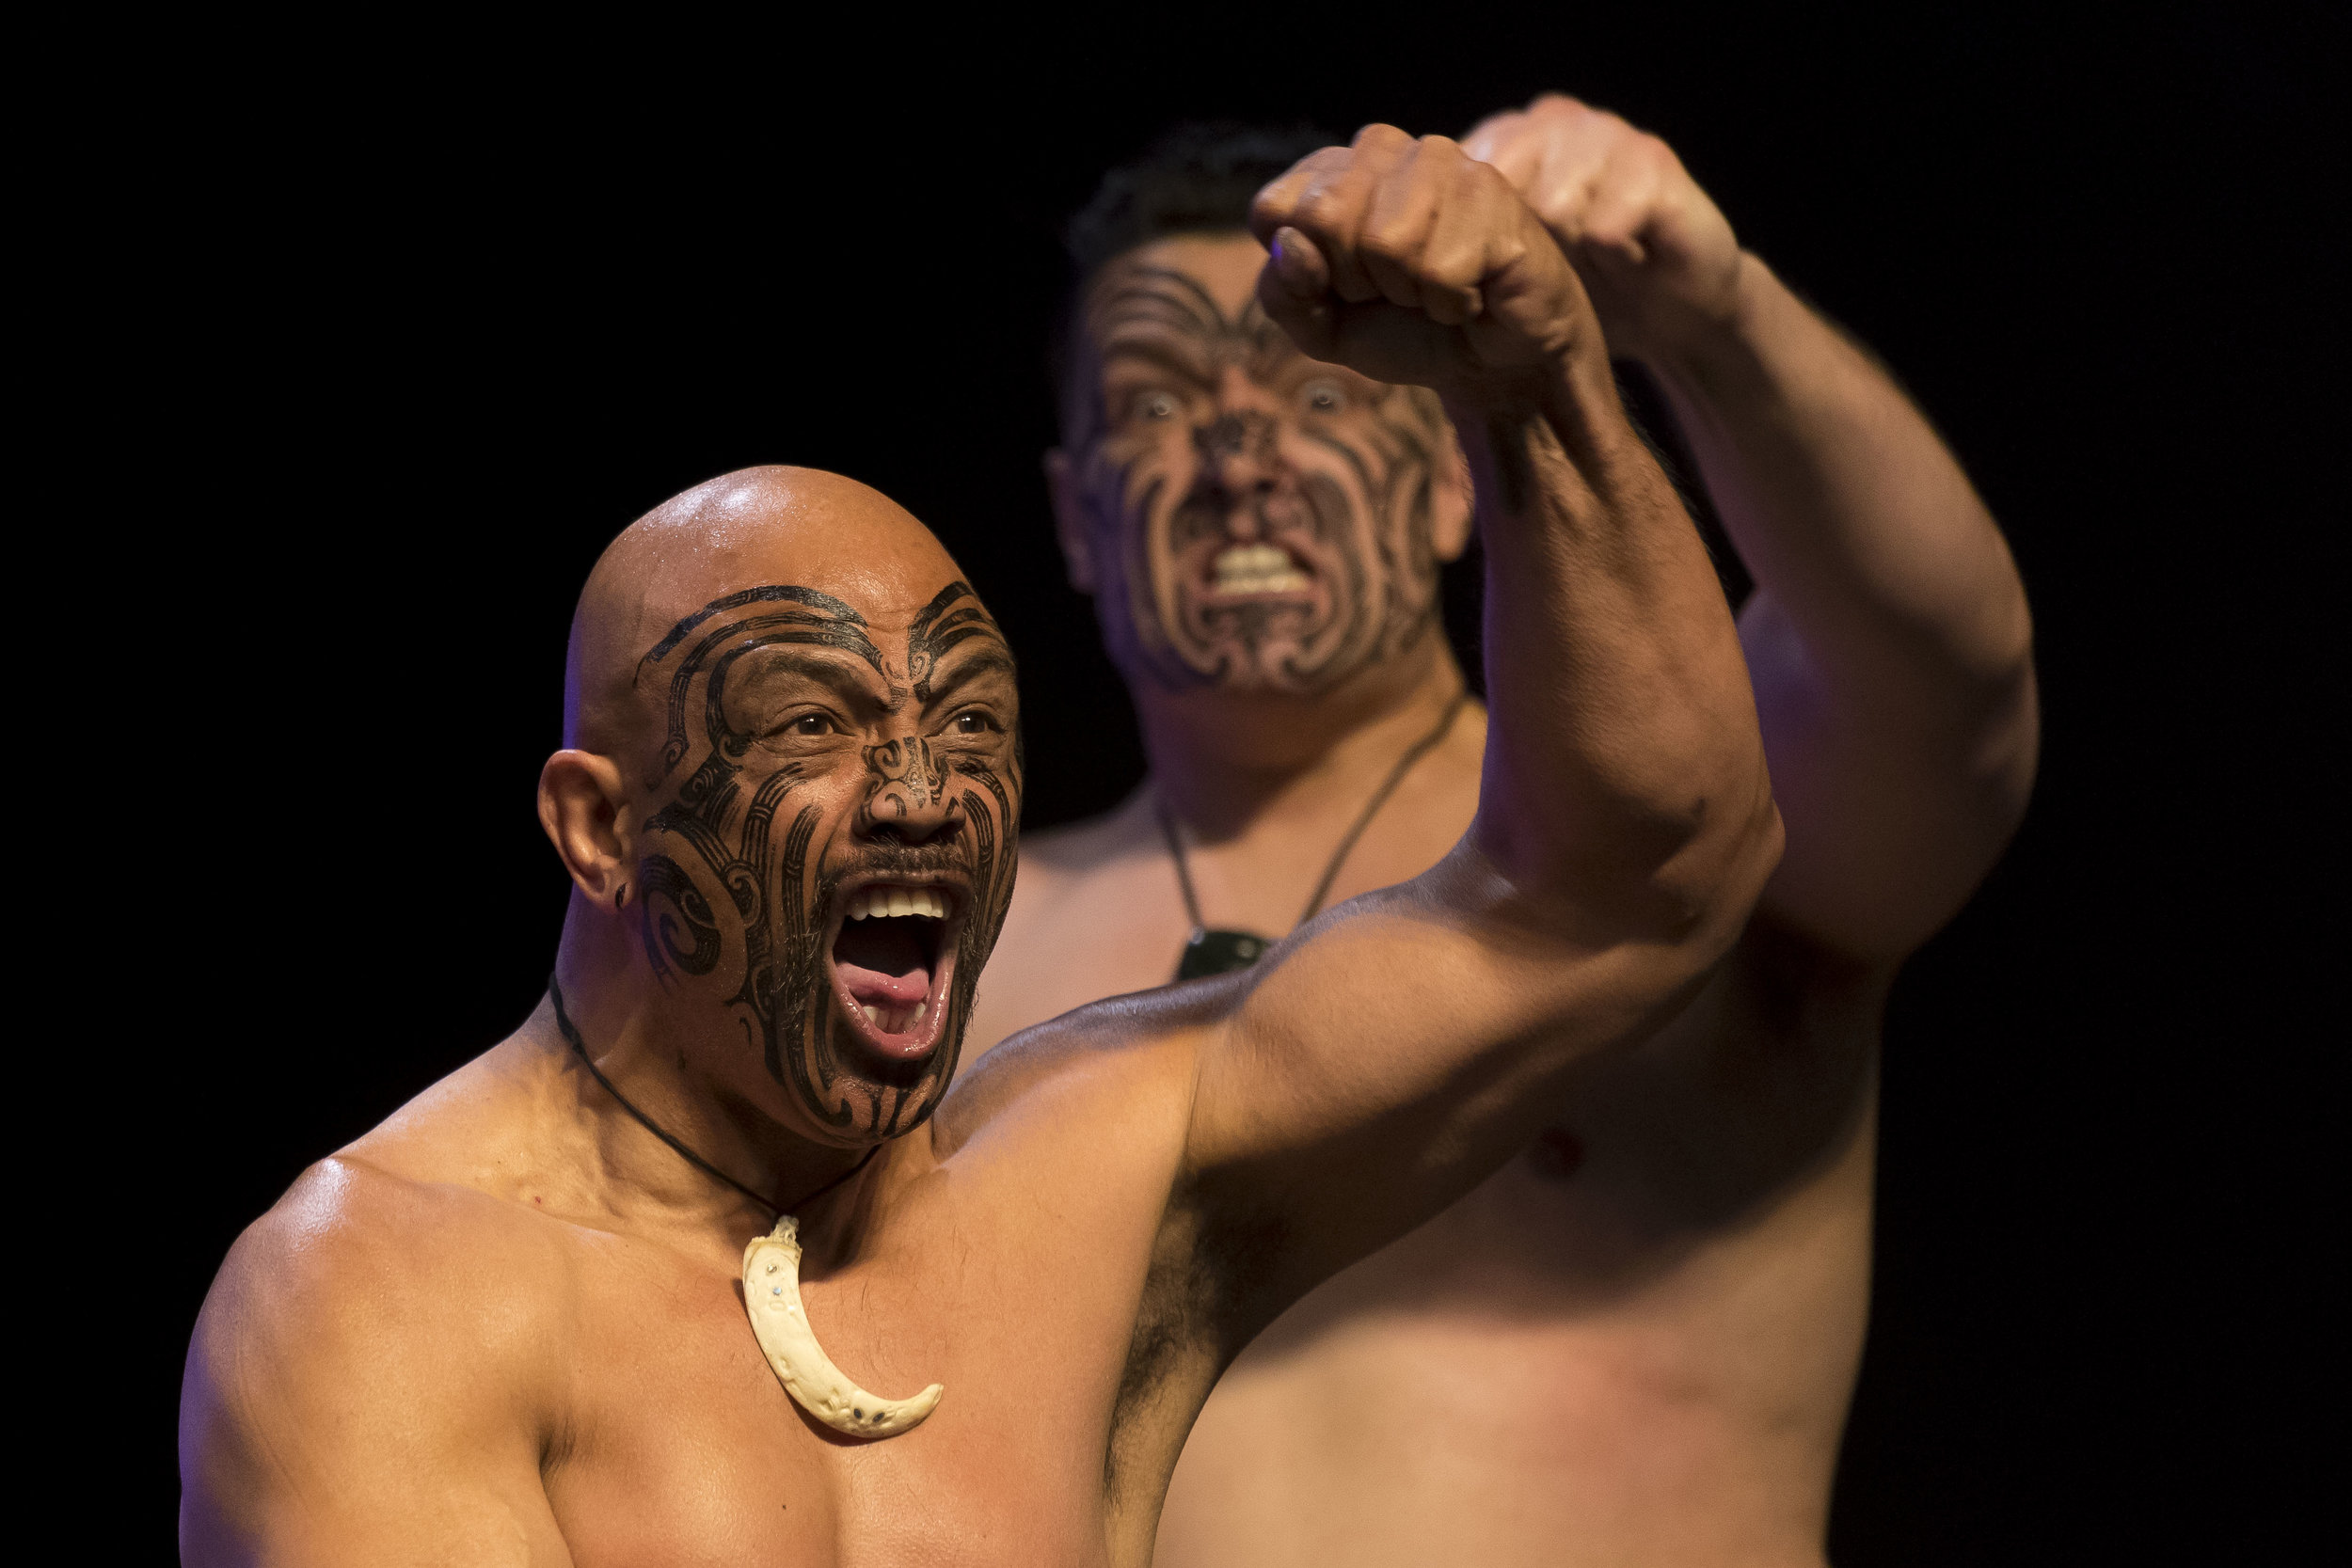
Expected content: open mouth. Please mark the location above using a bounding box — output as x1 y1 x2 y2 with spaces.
826 881 962 1063
1205 542 1312 596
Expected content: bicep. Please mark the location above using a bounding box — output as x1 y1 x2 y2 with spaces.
1741 588 2039 961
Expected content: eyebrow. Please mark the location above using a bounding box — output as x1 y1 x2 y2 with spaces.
1098 336 1217 385
723 645 897 710
641 587 888 784
920 645 1018 710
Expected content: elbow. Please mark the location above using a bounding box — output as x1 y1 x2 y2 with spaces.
1480 757 1784 958
1656 767 1785 956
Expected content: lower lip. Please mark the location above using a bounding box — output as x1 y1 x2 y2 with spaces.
827 953 954 1063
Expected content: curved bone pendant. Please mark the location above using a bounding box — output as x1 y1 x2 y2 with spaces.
742 1216 943 1438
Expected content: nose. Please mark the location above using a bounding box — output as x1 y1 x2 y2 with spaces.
1193 374 1280 522
857 736 962 844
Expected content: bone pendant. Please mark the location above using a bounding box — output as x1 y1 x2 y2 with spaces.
742 1216 943 1438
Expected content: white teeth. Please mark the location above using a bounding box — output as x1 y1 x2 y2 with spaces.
1214 543 1308 594
914 1001 928 1023
862 1004 882 1027
845 886 951 922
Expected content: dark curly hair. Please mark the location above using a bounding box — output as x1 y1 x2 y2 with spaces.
1062 120 1337 278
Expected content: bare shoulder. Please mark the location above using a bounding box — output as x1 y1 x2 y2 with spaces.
966 791 1183 1053
999 793 1166 920
935 973 1239 1164
188 1038 582 1418
1019 792 1155 872
185 1153 571 1448
182 1066 578 1560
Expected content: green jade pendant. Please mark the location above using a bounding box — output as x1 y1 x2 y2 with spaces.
1158 692 1469 988
1175 927 1272 981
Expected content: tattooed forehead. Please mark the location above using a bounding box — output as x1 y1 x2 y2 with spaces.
1087 265 1292 379
634 580 1009 786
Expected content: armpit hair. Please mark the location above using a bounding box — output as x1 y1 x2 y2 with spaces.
1102 1174 1295 1504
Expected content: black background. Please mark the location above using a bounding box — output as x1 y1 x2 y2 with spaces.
145 6 2335 1560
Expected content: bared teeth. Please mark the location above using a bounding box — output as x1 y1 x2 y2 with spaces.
846 886 949 921
1213 543 1308 594
856 999 930 1036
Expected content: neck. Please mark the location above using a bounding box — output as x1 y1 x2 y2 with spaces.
544 908 873 1230
1136 632 1469 841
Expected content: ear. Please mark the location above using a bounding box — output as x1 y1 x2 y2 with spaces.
1431 424 1476 563
1042 449 1096 594
538 750 634 909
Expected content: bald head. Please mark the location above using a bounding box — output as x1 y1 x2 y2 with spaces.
545 464 1025 1148
566 466 966 762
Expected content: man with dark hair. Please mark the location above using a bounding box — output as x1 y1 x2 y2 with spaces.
966 96 2038 1565
179 130 1781 1563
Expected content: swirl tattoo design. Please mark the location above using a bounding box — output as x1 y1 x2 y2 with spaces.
628 581 1022 1142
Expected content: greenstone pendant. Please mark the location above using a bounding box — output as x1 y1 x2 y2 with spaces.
1176 927 1272 981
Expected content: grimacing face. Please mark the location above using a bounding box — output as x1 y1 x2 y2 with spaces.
629 578 1023 1145
1060 234 1466 696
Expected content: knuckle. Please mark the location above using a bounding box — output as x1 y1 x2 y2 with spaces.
1357 222 1415 268
1461 157 1517 200
1295 184 1350 230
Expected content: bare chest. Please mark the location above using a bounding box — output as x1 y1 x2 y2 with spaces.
1156 958 1884 1566
541 1231 1130 1568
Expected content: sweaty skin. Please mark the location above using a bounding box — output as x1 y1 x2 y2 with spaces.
179 131 1781 1568
970 97 2038 1568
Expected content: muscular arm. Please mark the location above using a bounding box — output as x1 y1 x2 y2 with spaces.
1469 93 2038 961
1170 128 1781 1319
180 1162 573 1567
1659 264 2037 958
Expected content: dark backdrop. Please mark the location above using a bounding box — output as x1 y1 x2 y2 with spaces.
149 6 2335 1560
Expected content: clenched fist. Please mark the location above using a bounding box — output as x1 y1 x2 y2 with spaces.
1463 94 1743 366
1248 124 1607 407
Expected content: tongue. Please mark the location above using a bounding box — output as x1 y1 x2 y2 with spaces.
833 920 934 1006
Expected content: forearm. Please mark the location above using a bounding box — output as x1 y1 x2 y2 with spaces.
1655 255 2034 716
1450 360 1777 930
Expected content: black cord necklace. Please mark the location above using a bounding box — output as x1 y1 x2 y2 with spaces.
1156 689 1470 982
548 974 881 1220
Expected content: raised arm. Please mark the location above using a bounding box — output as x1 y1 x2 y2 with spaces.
1172 126 1781 1316
1467 94 2039 961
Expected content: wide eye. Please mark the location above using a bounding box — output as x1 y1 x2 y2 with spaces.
1302 379 1346 415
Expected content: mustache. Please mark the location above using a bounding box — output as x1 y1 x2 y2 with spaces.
823 837 976 884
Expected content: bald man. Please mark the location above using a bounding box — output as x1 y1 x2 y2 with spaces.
967 101 2037 1566
178 131 1780 1564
